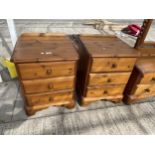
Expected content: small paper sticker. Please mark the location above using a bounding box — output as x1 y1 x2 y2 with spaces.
41 51 53 55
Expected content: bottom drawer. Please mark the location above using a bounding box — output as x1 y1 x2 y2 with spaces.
86 85 125 98
134 84 155 96
25 90 73 106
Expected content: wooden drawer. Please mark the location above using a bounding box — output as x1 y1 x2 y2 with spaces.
134 84 155 96
17 61 76 80
88 72 130 86
140 73 155 84
91 58 136 72
22 76 74 94
86 85 125 97
26 91 73 106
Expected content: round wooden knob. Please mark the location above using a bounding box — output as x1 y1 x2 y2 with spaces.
46 69 52 75
103 90 108 94
107 79 112 83
144 88 150 93
32 100 40 104
111 63 117 68
151 77 155 82
49 97 53 102
48 83 53 89
68 68 73 74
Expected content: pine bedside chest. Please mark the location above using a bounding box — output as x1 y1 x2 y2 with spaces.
11 33 79 116
73 35 140 106
123 58 155 104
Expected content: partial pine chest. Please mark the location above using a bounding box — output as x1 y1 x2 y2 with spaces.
74 35 140 105
123 58 155 103
11 33 79 115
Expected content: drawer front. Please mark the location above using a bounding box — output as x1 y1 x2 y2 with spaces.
140 73 155 84
22 76 74 94
91 58 136 72
17 61 76 80
88 72 130 86
134 84 155 96
26 91 73 106
86 85 125 97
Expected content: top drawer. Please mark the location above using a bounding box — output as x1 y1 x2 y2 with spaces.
17 61 76 80
91 58 136 73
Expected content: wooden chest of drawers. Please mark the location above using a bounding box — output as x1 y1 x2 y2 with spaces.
73 35 140 106
11 33 79 115
123 58 155 104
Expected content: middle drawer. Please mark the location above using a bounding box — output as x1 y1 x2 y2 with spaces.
88 72 131 86
22 76 75 94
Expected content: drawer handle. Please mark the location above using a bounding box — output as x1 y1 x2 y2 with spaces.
107 79 112 83
48 83 53 89
49 97 53 102
68 68 73 74
144 88 150 93
103 90 108 94
46 69 52 75
151 77 155 82
32 100 40 104
111 63 117 68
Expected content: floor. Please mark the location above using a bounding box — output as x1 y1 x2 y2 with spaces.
0 20 155 135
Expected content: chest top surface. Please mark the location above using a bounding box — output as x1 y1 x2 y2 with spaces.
11 33 79 63
137 47 155 57
80 35 140 58
136 58 155 74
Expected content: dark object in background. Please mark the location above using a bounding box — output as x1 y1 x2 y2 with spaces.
121 24 141 37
